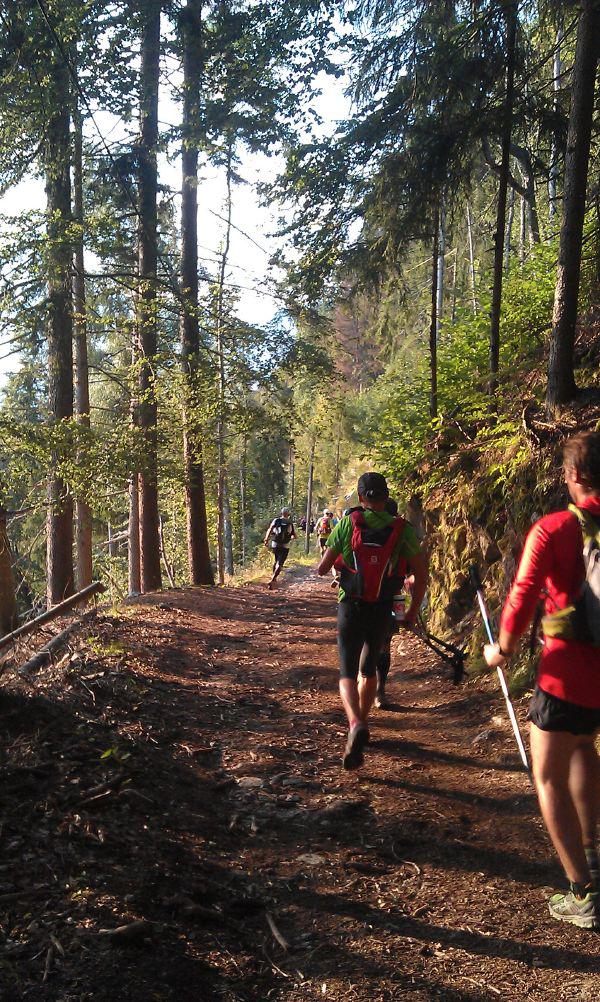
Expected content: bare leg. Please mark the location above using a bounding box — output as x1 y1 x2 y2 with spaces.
339 678 362 729
530 724 590 885
569 737 600 848
358 674 377 721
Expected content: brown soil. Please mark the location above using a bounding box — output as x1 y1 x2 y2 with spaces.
1 566 599 1000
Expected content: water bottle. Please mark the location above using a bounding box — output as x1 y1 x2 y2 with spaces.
392 593 406 622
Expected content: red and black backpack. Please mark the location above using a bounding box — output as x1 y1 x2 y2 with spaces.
334 510 407 603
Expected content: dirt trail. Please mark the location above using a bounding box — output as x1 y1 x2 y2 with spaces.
1 568 600 1000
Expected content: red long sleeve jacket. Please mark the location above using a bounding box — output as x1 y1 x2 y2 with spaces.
500 495 600 708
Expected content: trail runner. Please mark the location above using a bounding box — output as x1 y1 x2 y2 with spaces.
315 509 336 556
484 431 600 930
318 473 428 769
264 507 297 590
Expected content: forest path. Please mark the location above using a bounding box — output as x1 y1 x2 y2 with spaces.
2 569 600 1000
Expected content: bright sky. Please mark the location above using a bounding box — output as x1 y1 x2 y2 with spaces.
0 67 350 390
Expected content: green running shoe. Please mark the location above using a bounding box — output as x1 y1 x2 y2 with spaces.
548 889 600 930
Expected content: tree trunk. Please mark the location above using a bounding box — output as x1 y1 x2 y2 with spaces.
519 194 526 266
435 195 446 339
304 442 315 556
159 516 176 587
512 147 541 244
137 0 162 592
179 0 213 586
548 24 564 224
0 503 17 637
466 202 478 315
504 184 515 274
46 51 74 606
73 104 93 590
223 483 234 576
547 1 600 412
289 445 295 508
239 440 247 565
429 202 440 419
450 247 458 323
489 0 518 393
128 473 141 594
216 139 233 584
108 522 118 559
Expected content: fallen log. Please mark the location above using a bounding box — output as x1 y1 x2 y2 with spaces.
0 581 105 654
17 609 98 679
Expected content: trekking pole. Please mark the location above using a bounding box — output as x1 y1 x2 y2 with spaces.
469 566 532 778
412 617 466 684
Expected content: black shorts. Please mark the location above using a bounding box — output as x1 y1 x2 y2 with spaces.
272 545 289 569
337 599 393 680
528 684 600 736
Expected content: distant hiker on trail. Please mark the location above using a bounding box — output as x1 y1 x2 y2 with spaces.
264 508 297 590
317 473 428 769
299 515 307 533
315 509 336 556
484 431 600 930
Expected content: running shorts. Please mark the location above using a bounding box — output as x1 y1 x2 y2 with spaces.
528 684 600 736
272 546 289 570
337 598 393 680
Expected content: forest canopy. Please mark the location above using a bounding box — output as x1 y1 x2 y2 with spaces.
0 0 598 629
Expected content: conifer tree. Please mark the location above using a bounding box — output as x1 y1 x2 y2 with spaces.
45 37 75 604
0 494 17 637
546 0 600 411
179 0 214 586
136 0 162 592
73 99 93 589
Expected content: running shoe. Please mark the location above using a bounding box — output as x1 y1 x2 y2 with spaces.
374 688 388 710
342 723 370 770
548 888 600 930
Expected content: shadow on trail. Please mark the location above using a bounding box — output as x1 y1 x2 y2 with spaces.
373 734 527 774
368 773 535 815
293 886 600 975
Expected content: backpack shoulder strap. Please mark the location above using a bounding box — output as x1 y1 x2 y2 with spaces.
568 504 600 542
349 509 366 529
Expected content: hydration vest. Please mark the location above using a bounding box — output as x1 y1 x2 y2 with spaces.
270 518 293 547
334 509 407 603
319 517 332 537
542 505 600 645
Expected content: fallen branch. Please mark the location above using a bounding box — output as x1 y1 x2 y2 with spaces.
17 609 98 679
98 920 154 942
42 945 54 982
265 911 290 952
0 581 105 654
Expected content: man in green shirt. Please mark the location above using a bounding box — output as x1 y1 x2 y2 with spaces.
317 472 428 769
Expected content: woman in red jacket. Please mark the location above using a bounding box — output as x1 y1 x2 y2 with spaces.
484 431 600 930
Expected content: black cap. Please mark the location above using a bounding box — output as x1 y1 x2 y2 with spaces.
357 472 389 501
